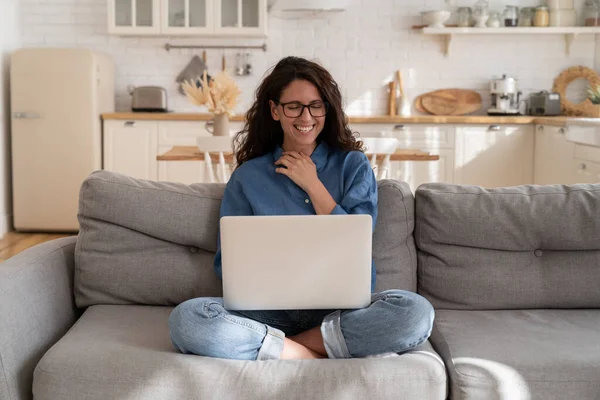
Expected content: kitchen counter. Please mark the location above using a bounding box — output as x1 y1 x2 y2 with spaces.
158 146 440 162
101 112 580 126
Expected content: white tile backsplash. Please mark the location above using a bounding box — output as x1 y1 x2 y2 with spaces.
12 0 599 116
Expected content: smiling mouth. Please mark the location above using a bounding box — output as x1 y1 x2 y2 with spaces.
294 124 316 134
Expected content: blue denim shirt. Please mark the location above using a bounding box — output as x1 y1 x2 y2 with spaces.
214 140 379 291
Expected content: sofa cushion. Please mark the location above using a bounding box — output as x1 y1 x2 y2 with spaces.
373 179 418 292
430 309 600 400
415 183 600 309
33 305 447 400
74 171 225 307
75 171 417 307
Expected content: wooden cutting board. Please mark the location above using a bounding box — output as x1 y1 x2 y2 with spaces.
416 89 482 115
415 95 427 113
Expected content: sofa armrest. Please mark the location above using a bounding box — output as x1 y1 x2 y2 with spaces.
0 236 79 400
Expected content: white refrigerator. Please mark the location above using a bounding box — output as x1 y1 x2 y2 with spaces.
11 48 114 231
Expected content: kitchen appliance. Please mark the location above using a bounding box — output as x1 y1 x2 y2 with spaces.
487 74 523 115
527 91 562 116
11 48 114 231
131 86 168 112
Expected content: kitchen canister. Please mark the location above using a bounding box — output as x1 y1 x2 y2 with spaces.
534 6 550 26
457 7 472 27
583 0 600 26
546 0 575 9
518 7 534 26
550 8 577 26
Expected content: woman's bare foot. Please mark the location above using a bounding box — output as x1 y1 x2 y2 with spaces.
280 337 325 359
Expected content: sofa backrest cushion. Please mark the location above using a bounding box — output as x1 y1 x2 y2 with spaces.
74 171 417 307
415 183 600 310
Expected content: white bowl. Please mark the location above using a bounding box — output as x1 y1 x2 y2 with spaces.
196 136 233 153
421 10 451 28
361 137 399 155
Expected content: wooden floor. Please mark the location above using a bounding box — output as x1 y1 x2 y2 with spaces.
0 232 75 262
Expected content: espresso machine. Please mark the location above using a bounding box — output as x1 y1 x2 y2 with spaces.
487 74 523 115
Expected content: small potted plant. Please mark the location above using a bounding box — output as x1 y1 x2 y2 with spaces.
586 84 600 117
181 70 242 136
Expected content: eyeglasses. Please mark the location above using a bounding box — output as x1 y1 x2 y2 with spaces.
276 101 329 118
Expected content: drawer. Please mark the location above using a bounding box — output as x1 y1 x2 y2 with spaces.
158 120 244 146
574 143 600 163
567 158 600 183
349 124 454 149
565 125 600 147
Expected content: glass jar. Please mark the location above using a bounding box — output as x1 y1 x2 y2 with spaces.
518 7 534 26
487 11 501 27
457 7 473 27
583 0 600 26
503 6 519 27
534 6 549 26
473 0 490 28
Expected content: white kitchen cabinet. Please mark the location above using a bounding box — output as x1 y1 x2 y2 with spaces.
454 124 534 187
161 0 213 35
156 120 242 183
215 0 267 36
351 123 455 150
157 120 211 184
350 123 455 190
534 125 600 184
103 120 158 181
108 0 267 36
107 0 161 35
390 149 454 192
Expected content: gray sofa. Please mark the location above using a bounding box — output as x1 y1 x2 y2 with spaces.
0 170 598 400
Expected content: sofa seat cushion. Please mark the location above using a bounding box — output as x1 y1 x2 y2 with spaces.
431 309 600 400
34 305 447 400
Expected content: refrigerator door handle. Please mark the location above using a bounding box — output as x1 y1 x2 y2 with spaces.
13 112 41 119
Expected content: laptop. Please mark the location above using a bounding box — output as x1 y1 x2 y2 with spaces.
219 214 373 311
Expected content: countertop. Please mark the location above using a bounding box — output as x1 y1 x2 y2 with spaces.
158 146 440 162
101 112 583 126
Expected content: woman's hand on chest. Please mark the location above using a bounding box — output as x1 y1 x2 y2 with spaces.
274 151 320 193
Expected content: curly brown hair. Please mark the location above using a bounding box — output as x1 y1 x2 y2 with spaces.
233 56 364 168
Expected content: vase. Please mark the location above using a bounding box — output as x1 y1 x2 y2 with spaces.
206 113 230 136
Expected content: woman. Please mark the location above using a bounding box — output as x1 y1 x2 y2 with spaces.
169 56 434 360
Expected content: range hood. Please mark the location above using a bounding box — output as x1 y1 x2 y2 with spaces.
268 0 349 12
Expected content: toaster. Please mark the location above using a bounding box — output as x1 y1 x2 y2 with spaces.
527 91 561 116
131 86 168 112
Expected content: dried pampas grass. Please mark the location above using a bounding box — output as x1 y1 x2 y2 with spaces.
181 70 242 116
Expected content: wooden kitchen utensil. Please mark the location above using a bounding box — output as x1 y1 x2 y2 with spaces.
419 89 482 115
414 95 427 113
396 70 405 98
422 94 459 115
388 81 397 116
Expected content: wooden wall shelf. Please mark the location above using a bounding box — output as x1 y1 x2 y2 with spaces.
414 26 600 57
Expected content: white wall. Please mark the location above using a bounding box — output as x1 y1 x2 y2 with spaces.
0 0 19 237
17 0 596 117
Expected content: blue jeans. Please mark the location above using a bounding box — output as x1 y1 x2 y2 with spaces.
168 289 434 360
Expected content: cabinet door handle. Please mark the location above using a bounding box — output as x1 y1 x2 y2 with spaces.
559 128 565 134
488 125 501 131
579 162 587 170
537 125 544 131
124 121 136 127
393 124 406 130
13 112 41 119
